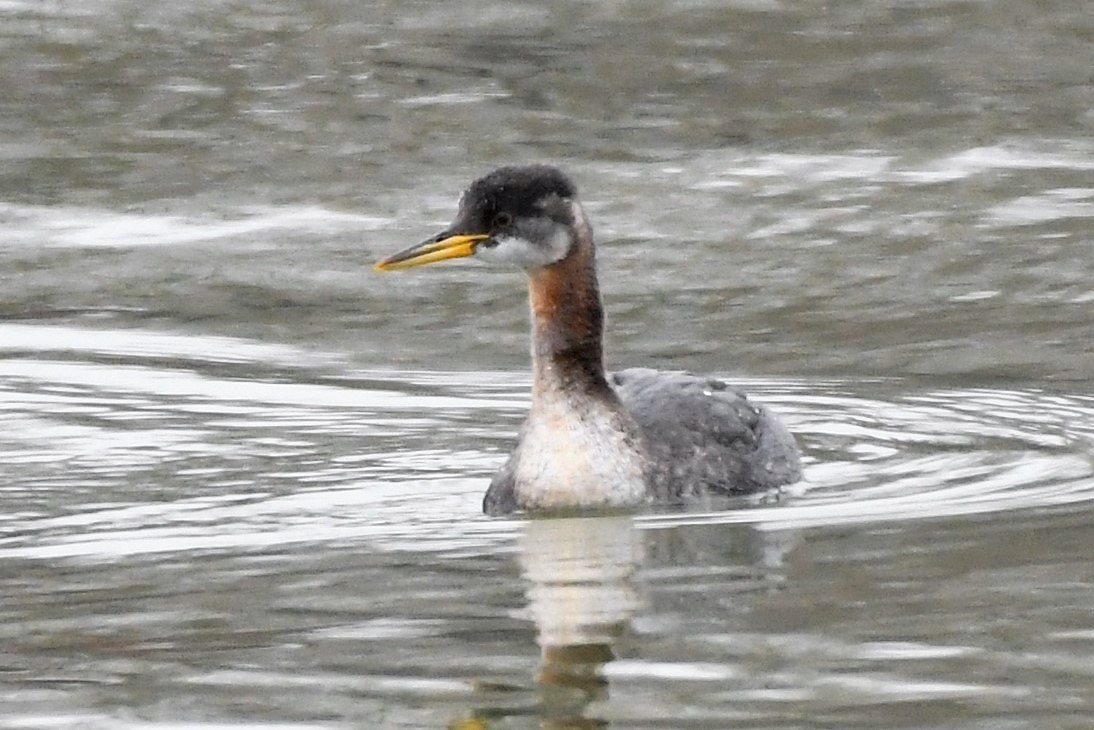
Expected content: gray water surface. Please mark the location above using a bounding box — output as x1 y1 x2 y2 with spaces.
2 1 1094 728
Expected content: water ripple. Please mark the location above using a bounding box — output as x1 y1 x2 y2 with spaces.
1 328 1092 562
0 203 389 249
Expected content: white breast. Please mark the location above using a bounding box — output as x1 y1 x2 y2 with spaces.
512 391 648 510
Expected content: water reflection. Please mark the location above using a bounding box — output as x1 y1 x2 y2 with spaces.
519 516 641 726
469 515 802 728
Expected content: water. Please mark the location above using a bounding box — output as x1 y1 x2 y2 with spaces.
2 1 1094 728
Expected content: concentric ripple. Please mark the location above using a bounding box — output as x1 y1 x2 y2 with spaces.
2 325 1092 561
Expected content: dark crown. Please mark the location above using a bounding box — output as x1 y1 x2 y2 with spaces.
460 165 577 218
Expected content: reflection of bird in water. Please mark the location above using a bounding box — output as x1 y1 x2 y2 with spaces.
520 515 640 726
375 165 801 514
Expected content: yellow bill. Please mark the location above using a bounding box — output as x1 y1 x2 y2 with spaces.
374 233 489 272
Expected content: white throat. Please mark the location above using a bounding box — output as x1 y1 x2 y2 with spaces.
476 228 572 268
475 200 588 270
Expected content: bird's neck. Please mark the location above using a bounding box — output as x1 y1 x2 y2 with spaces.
516 219 651 511
526 239 612 403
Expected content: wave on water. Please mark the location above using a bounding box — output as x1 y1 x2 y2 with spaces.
0 202 390 248
1 325 1093 560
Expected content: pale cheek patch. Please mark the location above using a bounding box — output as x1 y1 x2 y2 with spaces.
543 227 573 263
477 231 572 269
476 235 541 266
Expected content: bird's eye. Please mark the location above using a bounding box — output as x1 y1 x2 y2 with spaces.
492 211 513 228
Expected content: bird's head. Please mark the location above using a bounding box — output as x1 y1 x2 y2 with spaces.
374 165 584 273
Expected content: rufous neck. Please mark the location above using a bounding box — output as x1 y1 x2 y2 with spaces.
526 242 609 399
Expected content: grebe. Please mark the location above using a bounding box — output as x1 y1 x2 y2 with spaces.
375 165 801 515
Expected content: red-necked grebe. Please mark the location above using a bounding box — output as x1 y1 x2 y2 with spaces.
375 165 801 515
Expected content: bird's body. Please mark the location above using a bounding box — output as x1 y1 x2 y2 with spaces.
375 165 801 514
483 368 801 515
